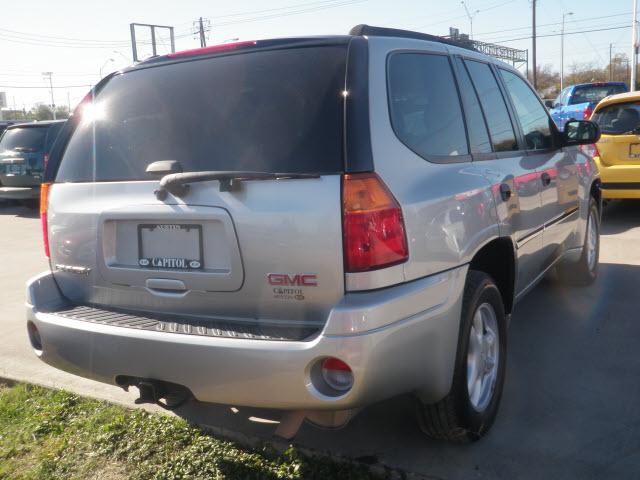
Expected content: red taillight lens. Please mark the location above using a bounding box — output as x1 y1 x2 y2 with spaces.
342 173 408 273
166 41 257 58
579 143 600 158
40 183 51 258
583 105 594 119
320 357 353 392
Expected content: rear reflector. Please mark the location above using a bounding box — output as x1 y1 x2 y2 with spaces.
166 41 257 59
321 358 353 392
40 183 51 258
342 173 409 273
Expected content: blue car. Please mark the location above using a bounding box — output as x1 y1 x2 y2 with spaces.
547 82 628 130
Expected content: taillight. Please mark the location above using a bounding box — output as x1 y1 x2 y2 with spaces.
583 104 594 119
40 183 51 257
342 173 408 272
579 143 600 158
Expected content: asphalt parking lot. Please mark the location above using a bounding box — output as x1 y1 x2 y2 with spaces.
1 200 639 479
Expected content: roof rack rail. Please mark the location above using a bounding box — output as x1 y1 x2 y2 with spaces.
349 24 475 52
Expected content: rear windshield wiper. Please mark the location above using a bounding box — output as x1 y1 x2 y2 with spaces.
155 170 321 200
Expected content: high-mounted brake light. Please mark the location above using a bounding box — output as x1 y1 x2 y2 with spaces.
166 41 257 59
40 183 51 258
342 173 409 273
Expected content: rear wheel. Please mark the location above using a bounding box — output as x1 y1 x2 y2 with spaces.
557 197 599 286
416 270 507 442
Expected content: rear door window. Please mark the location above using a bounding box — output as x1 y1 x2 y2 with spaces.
499 69 553 150
0 127 47 153
464 60 518 152
569 84 627 105
56 45 347 182
454 57 492 154
387 53 469 159
592 102 640 134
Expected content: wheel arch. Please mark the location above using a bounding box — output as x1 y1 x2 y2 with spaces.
468 237 516 315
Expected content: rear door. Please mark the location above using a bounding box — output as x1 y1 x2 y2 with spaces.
48 43 351 328
454 57 546 294
498 68 578 265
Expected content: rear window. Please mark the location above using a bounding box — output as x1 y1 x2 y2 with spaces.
592 101 640 134
569 84 627 105
56 46 347 182
0 127 47 153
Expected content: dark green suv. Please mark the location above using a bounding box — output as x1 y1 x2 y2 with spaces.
0 120 65 202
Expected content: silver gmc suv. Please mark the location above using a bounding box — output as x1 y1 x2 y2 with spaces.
26 25 601 442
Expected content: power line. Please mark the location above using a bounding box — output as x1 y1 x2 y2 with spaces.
0 84 92 89
480 24 631 43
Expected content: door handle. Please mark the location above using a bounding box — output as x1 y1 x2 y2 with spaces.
541 172 552 186
499 183 512 201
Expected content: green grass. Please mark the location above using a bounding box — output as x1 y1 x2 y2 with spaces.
0 383 384 480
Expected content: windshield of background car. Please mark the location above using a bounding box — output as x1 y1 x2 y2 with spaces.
0 127 47 153
569 85 627 105
592 101 640 134
55 45 347 183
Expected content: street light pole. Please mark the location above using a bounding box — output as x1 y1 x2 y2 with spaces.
632 0 638 91
461 1 479 39
42 72 56 120
561 12 573 91
100 58 115 79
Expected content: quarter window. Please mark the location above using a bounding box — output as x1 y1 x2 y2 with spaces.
388 53 468 158
464 60 518 152
500 69 553 150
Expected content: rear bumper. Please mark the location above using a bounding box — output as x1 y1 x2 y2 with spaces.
595 160 640 199
0 186 39 200
26 266 467 410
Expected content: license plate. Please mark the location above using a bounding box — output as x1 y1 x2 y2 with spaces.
629 144 640 158
137 224 203 270
7 164 24 175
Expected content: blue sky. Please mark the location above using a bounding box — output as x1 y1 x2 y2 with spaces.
0 0 634 109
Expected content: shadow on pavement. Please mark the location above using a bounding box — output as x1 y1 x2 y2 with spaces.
601 200 640 236
172 262 640 480
0 201 39 219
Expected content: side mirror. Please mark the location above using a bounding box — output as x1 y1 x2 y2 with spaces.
562 120 601 146
544 100 554 109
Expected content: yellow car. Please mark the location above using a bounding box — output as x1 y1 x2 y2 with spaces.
591 91 640 199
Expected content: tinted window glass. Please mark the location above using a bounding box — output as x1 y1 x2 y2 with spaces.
500 69 552 150
464 60 518 152
454 58 492 154
45 122 64 151
0 127 47 153
569 84 627 105
592 101 640 134
388 53 468 157
56 46 346 182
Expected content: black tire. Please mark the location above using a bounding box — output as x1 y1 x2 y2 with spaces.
557 197 599 286
416 270 507 443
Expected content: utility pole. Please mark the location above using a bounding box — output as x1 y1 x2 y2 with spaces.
42 72 56 120
610 43 613 81
560 11 573 91
67 92 71 114
198 17 207 47
632 0 638 91
532 0 537 90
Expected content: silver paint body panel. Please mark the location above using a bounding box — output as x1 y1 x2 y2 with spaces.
27 35 598 411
